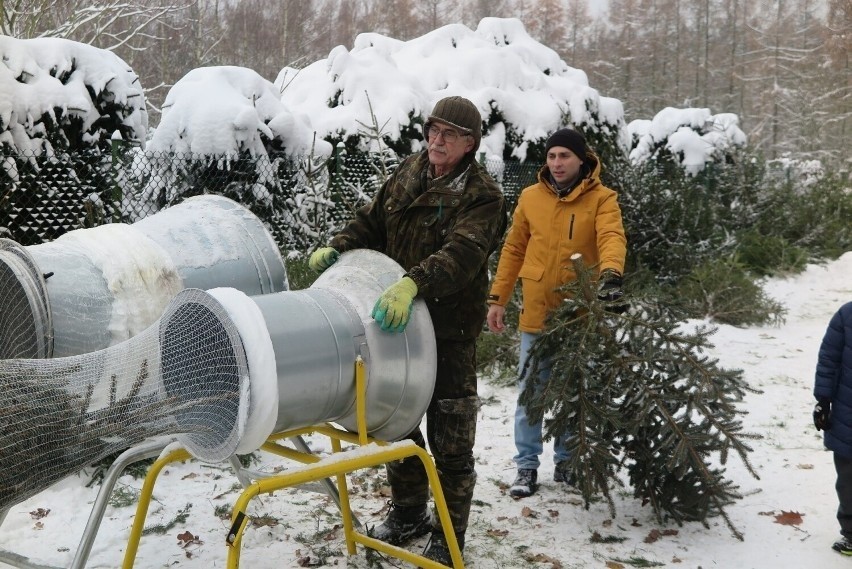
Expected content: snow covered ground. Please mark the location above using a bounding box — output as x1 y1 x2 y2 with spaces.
1 252 850 569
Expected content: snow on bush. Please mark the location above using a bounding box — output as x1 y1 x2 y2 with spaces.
0 35 147 155
628 107 747 175
149 65 331 159
275 17 629 162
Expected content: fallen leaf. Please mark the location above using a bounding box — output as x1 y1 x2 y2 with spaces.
182 472 198 480
796 464 814 470
322 525 341 541
525 552 563 568
548 509 559 518
644 528 679 543
176 530 203 548
29 508 50 520
521 506 539 518
606 562 625 569
774 511 804 526
251 515 280 528
487 528 509 537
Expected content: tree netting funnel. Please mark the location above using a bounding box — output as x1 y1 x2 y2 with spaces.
0 250 436 511
0 194 288 359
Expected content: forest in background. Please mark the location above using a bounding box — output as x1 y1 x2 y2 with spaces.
1 0 848 166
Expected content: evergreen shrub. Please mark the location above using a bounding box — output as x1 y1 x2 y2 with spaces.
475 256 521 385
751 170 852 261
674 257 785 327
735 231 809 277
284 254 318 291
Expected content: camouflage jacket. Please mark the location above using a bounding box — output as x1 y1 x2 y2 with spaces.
331 150 506 340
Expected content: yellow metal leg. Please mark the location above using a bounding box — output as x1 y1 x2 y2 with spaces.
224 440 463 569
122 448 191 569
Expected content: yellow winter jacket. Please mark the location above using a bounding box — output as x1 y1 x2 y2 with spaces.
488 155 626 332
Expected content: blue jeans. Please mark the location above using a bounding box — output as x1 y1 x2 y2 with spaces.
513 332 570 470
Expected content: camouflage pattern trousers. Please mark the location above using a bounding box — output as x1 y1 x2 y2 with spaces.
385 337 479 536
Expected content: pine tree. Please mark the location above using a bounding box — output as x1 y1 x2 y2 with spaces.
521 255 761 539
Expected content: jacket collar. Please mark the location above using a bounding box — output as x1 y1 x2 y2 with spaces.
424 150 475 194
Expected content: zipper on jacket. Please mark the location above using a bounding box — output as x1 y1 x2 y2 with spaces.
569 214 575 239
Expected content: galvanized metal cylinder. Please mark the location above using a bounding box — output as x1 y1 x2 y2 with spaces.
255 249 437 441
160 249 437 458
0 195 287 358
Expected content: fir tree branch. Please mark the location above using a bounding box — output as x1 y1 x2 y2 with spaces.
518 255 762 540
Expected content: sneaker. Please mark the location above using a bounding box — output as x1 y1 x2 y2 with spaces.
369 502 432 546
509 468 538 497
833 537 852 555
422 530 465 566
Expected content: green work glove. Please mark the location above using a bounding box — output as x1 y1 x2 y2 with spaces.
371 276 418 333
308 246 339 272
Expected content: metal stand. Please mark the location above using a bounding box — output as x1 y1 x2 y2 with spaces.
0 434 352 569
122 357 463 569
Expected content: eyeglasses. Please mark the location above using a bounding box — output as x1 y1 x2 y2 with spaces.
427 125 469 143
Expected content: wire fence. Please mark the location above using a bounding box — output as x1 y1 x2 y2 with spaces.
1 144 538 250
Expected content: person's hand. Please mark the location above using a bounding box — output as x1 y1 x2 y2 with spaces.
814 399 831 431
598 269 627 314
371 276 418 333
487 304 506 333
308 247 339 272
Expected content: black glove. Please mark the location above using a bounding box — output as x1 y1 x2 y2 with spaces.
813 399 831 431
598 270 627 314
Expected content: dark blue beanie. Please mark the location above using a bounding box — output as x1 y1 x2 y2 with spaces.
545 128 588 161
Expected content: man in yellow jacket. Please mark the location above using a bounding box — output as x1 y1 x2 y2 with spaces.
486 128 627 497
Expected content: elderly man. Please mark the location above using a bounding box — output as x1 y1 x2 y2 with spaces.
309 96 507 563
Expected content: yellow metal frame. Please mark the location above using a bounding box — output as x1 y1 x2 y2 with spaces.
122 357 463 569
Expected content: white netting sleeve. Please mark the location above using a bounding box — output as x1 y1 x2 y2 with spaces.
0 289 248 511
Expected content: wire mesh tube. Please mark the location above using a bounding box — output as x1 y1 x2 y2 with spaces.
0 195 288 359
0 250 436 511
